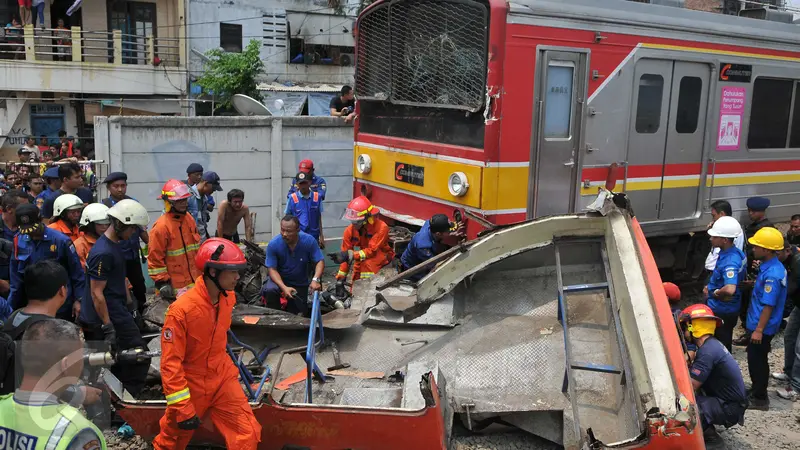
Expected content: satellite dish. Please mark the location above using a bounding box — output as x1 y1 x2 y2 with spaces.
232 94 271 116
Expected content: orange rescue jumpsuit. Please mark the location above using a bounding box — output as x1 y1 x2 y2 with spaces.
48 219 80 242
336 217 394 280
73 233 96 268
154 276 261 450
148 212 202 289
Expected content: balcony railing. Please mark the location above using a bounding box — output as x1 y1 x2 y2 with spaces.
0 25 181 67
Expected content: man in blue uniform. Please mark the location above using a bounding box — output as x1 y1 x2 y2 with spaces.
9 203 85 322
262 215 324 316
400 214 457 282
287 159 327 201
101 172 151 330
704 216 746 352
188 171 222 242
745 227 788 410
0 190 29 299
35 166 61 211
680 304 747 444
80 199 150 396
285 171 324 248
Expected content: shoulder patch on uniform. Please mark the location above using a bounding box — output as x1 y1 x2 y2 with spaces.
765 284 773 293
691 368 701 376
83 439 101 450
726 270 735 279
163 327 173 342
50 244 57 252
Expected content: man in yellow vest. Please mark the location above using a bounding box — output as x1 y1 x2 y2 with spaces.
0 319 106 450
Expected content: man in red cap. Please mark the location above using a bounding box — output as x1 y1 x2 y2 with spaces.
287 159 327 201
663 282 682 318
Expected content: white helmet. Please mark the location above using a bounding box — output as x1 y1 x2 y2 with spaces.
80 203 110 227
708 216 742 239
107 199 150 227
53 194 84 217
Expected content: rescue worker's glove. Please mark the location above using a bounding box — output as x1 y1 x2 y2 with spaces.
335 280 347 299
156 282 176 301
329 250 354 265
177 415 202 430
101 323 117 355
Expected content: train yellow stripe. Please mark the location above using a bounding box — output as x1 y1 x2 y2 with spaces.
705 173 800 187
641 43 800 63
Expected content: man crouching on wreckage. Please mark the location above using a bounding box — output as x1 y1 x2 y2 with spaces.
154 238 261 450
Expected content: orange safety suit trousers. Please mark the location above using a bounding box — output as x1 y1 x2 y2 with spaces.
345 251 393 281
153 374 261 450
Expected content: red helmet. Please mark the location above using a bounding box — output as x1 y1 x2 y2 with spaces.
679 304 723 327
160 179 192 201
662 282 681 303
342 196 379 221
195 238 247 272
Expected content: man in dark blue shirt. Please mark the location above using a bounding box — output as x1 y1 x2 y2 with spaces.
262 215 324 316
80 199 150 396
41 163 93 219
680 304 747 444
400 214 456 282
0 190 29 299
704 216 746 352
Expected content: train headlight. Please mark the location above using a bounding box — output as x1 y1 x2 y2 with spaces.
357 154 372 174
448 172 469 197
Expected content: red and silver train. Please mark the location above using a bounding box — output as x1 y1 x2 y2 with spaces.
352 0 800 274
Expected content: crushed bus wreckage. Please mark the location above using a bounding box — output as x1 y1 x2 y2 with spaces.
109 191 703 449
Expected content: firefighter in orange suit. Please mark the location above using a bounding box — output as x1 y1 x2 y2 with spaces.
148 179 202 301
330 196 394 281
154 238 261 450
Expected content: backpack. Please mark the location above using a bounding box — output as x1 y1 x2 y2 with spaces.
0 312 52 394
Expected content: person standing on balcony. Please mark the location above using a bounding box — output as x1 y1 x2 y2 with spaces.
55 20 72 61
31 0 44 28
16 1 30 27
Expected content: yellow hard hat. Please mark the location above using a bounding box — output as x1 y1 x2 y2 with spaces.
748 227 784 251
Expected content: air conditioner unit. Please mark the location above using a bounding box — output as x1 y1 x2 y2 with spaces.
340 53 355 66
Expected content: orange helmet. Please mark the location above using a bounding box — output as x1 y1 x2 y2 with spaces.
195 238 247 272
160 179 192 201
662 282 681 304
342 196 379 221
679 304 723 327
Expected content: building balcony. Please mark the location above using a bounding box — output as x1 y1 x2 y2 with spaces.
0 0 185 96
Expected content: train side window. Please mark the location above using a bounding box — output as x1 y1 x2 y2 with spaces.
748 78 793 149
635 74 664 134
544 62 574 139
676 76 702 134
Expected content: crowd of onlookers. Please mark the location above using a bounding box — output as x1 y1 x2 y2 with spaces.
0 132 95 196
3 8 73 61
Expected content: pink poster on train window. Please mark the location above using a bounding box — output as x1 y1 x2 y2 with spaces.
717 87 746 151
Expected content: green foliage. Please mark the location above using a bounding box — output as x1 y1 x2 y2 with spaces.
196 39 265 111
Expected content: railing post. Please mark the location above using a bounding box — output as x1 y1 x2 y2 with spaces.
71 26 81 62
113 30 122 65
146 35 154 65
23 25 35 61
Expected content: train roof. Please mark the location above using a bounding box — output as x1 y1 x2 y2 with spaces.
509 0 800 50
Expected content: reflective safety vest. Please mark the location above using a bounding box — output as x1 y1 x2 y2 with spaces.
288 192 322 239
0 394 107 450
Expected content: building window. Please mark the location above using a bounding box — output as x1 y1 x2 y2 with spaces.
635 74 664 134
748 78 793 149
220 23 243 53
675 76 702 134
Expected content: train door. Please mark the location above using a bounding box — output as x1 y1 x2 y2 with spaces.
626 59 709 221
659 62 710 220
528 49 588 218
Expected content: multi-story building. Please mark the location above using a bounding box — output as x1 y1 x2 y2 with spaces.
187 0 359 115
0 0 187 159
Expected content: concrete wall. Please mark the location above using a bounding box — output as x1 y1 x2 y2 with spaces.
94 116 354 243
188 0 357 85
0 95 79 159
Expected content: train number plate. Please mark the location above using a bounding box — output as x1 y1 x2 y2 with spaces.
394 162 425 186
